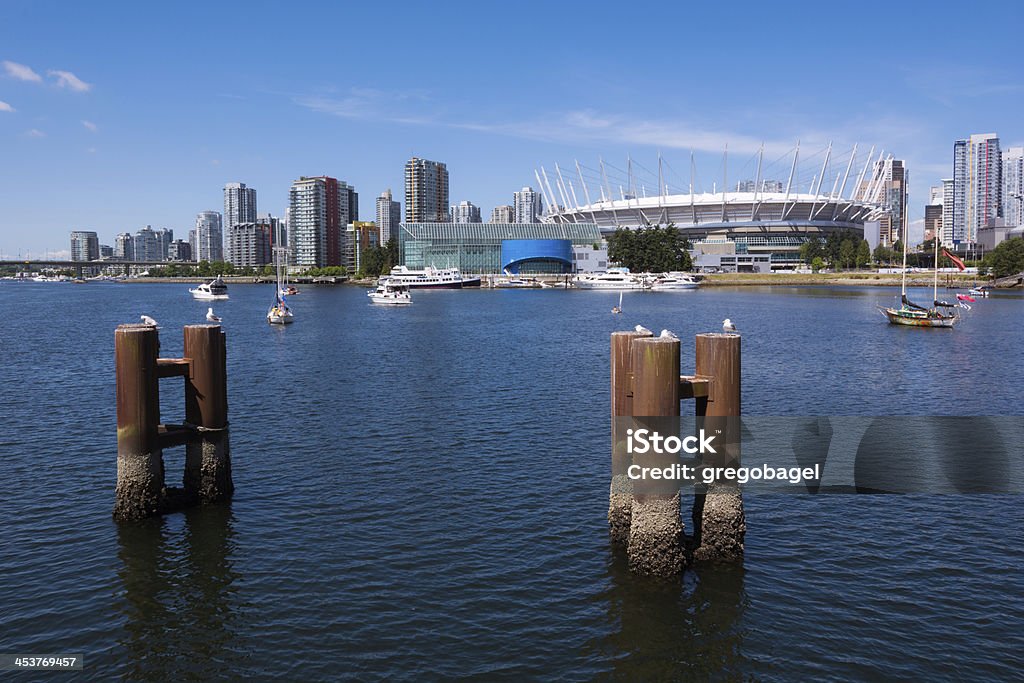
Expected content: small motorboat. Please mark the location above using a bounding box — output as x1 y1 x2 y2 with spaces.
190 275 229 300
368 280 412 305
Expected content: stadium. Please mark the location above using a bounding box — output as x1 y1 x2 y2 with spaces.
537 143 897 270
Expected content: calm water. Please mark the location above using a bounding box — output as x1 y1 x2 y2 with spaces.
1 281 1022 681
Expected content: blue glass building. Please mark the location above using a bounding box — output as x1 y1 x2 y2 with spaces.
399 222 603 274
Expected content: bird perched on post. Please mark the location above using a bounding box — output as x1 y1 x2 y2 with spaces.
635 324 652 335
723 318 737 333
206 307 222 323
659 329 678 339
140 315 158 327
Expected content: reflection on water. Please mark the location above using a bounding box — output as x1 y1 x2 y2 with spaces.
116 504 247 681
586 548 748 679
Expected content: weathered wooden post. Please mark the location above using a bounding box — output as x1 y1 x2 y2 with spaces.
627 335 685 577
183 324 233 504
609 329 652 544
692 333 744 562
114 324 165 521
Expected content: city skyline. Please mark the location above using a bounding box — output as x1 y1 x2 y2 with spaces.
2 1 1023 257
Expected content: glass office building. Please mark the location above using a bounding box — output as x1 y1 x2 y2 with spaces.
399 222 603 274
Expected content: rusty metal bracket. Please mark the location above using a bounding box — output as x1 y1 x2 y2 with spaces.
156 357 192 379
680 375 713 401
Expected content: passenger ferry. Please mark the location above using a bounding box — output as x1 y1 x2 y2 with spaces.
382 266 481 289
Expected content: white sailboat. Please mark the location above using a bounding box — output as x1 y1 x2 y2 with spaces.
267 247 294 325
612 291 622 314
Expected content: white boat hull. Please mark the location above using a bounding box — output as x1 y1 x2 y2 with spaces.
190 291 229 300
369 295 412 305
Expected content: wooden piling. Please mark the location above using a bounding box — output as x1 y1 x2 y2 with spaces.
183 324 233 505
114 324 165 521
626 336 685 577
692 333 745 563
609 330 652 544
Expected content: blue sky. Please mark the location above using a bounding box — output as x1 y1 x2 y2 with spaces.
2 0 1022 257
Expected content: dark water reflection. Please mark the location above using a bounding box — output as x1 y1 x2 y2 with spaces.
588 549 748 681
116 505 247 680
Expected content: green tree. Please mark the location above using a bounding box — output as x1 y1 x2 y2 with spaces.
607 223 692 272
799 236 823 265
838 239 855 270
872 244 892 265
855 239 871 269
825 232 843 266
982 237 1024 278
384 238 399 272
811 256 824 273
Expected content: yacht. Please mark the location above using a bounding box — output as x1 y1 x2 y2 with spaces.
382 265 481 289
649 272 702 290
368 281 412 305
190 275 229 300
574 268 648 290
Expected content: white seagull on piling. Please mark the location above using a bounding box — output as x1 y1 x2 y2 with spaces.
140 315 159 327
634 324 652 335
723 318 737 333
660 329 678 339
206 307 222 323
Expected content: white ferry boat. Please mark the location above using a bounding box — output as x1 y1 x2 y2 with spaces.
649 272 702 290
574 268 648 290
190 275 229 300
382 266 481 289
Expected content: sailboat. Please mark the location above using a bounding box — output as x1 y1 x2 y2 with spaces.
879 229 958 328
612 291 623 314
267 246 294 325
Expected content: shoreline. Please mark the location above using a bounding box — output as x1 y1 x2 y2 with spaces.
79 273 1015 288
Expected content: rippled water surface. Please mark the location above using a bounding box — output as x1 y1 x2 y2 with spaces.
1 281 1022 680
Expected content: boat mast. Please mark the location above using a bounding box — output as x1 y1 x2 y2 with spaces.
900 219 908 299
932 224 939 304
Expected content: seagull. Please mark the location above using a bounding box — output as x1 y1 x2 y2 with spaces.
635 324 652 335
140 315 158 327
660 329 678 339
206 307 222 323
723 318 737 333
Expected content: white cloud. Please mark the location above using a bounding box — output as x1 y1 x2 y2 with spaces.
0 100 13 112
48 69 91 92
82 120 98 132
2 60 42 82
25 128 46 138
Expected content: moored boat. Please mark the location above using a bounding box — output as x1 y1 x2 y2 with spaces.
574 268 647 290
649 272 702 290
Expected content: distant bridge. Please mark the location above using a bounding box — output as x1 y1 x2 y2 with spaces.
0 259 200 269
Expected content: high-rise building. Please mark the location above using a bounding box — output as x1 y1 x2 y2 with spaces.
194 211 224 262
168 239 192 261
346 221 381 273
860 160 907 246
226 223 272 267
155 228 173 260
224 182 257 231
376 189 402 243
951 133 1001 244
288 176 356 268
133 226 162 262
259 213 286 248
98 244 113 259
490 205 515 223
70 231 99 261
1002 147 1024 228
114 232 134 260
405 157 449 222
924 185 944 244
513 186 543 223
941 179 955 246
450 200 482 224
